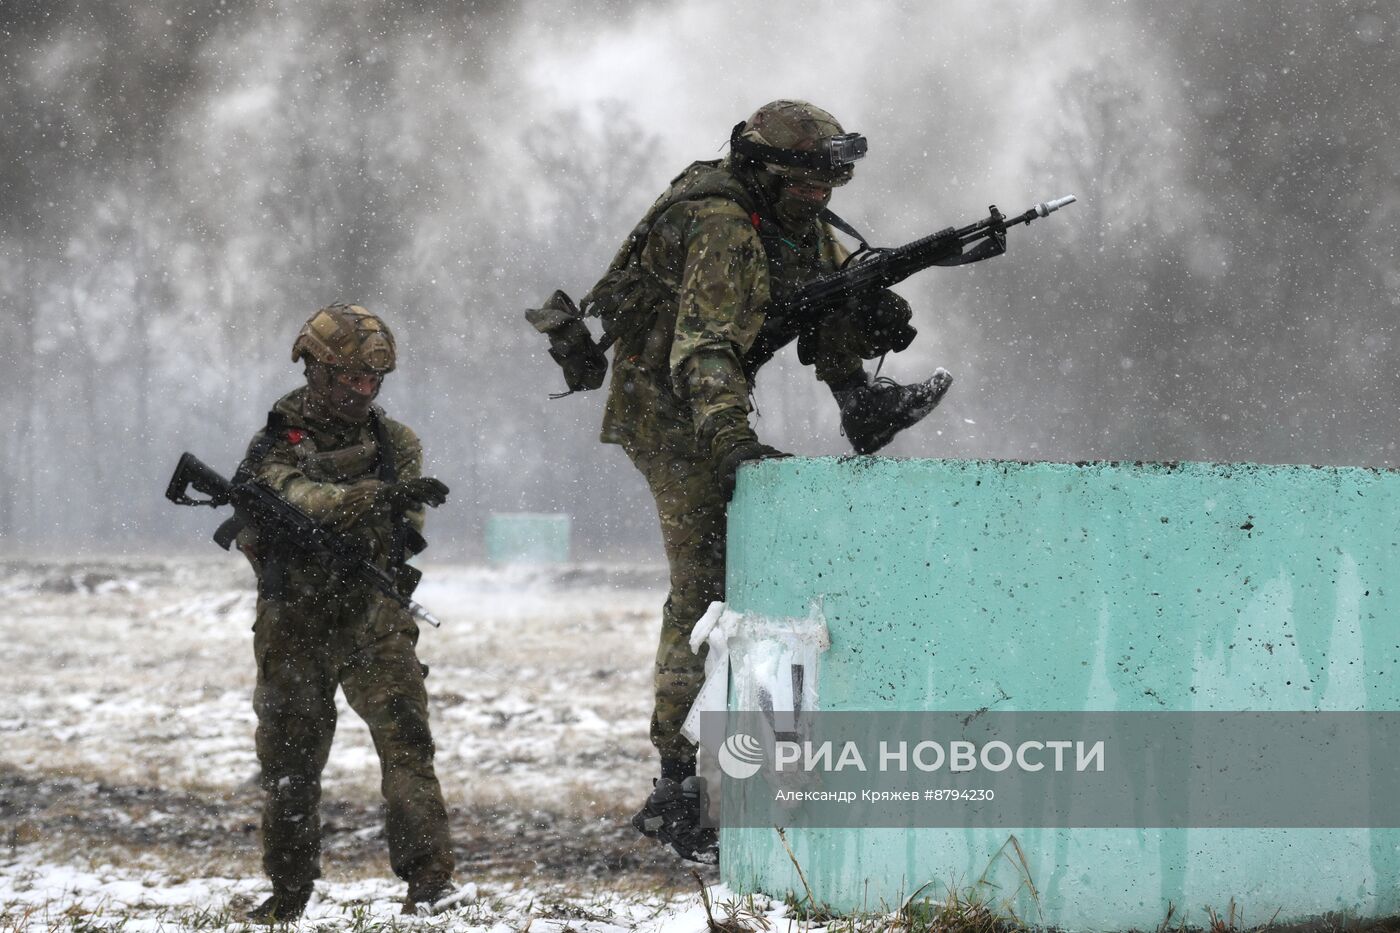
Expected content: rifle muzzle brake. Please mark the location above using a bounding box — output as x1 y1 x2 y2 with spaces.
1034 195 1077 217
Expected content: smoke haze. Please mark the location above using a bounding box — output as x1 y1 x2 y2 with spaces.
2 1 1397 556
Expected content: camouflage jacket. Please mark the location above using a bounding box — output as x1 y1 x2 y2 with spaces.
598 161 864 460
236 387 425 584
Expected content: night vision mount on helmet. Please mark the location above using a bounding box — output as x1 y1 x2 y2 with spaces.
728 99 866 187
727 120 867 179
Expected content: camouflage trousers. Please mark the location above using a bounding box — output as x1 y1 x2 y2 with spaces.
252 586 453 889
625 440 727 773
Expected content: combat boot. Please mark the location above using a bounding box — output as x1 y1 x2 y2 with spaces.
246 884 313 924
631 776 718 864
403 876 473 916
835 369 954 455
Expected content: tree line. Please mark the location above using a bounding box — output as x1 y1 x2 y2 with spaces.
2 1 1395 556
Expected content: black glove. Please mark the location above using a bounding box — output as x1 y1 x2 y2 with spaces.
834 369 954 455
714 438 791 500
376 476 450 512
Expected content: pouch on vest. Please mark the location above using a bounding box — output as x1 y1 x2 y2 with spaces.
525 289 609 393
578 253 671 349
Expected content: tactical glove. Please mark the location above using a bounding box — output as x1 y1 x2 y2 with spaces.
376 476 450 512
325 480 383 533
714 436 791 500
834 369 954 455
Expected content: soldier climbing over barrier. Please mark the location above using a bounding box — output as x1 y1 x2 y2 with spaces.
528 100 956 863
527 96 1076 864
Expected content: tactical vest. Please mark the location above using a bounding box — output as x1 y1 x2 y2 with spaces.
581 160 869 378
232 407 425 601
580 160 782 348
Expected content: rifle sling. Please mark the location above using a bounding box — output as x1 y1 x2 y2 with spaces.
818 208 871 252
242 411 292 599
371 413 424 597
218 410 289 567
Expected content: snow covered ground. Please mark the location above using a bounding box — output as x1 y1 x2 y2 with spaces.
0 557 766 932
0 859 805 933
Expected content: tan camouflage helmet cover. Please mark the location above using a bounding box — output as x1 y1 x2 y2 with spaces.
291 303 397 373
737 99 856 186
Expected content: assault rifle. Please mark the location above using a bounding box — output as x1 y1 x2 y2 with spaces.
775 195 1077 327
164 452 442 628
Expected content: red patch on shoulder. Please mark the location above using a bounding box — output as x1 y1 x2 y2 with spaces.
750 212 762 228
286 429 306 445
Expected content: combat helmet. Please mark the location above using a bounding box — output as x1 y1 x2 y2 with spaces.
291 303 396 374
729 99 867 187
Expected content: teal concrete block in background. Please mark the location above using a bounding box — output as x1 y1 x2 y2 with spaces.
721 457 1400 930
484 512 571 565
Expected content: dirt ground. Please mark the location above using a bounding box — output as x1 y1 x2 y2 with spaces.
0 557 718 897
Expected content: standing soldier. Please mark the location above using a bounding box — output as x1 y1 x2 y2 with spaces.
533 101 953 862
238 305 459 920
